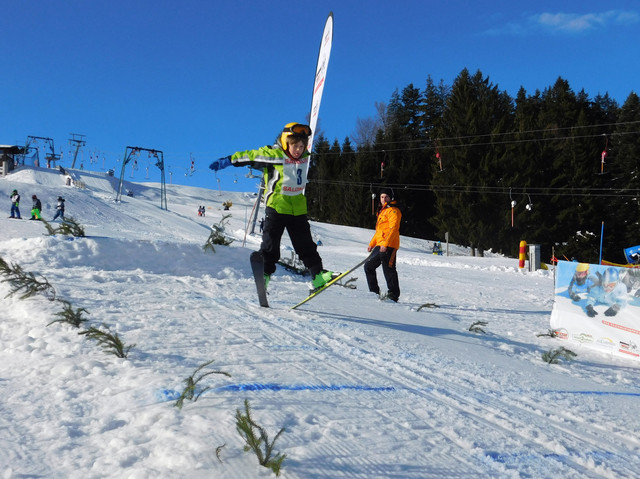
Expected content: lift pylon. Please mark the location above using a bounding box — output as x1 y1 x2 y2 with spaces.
116 146 167 210
68 133 86 169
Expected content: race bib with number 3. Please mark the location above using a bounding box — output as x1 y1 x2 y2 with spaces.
281 157 309 195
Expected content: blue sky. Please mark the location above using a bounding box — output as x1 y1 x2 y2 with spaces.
2 0 639 193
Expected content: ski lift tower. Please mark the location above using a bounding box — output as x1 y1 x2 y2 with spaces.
116 146 167 210
22 135 60 168
68 133 86 169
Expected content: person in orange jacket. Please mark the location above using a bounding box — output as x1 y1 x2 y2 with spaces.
365 188 401 302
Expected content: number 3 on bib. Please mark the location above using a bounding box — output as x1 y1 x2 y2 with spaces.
281 159 308 195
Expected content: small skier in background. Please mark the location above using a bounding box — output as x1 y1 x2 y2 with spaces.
52 196 65 221
30 194 42 220
9 189 21 219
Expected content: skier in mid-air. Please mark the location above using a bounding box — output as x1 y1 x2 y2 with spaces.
210 122 337 292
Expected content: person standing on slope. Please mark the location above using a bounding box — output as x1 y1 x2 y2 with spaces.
9 189 21 219
52 196 65 221
365 188 402 302
30 194 42 220
209 122 337 291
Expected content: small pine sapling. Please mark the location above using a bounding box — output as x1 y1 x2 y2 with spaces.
417 302 440 311
174 359 231 410
236 399 286 476
215 443 226 463
0 256 56 301
469 321 488 333
379 291 395 301
78 325 135 358
542 346 577 364
48 299 89 327
203 214 234 253
537 329 560 338
337 276 357 289
42 217 85 237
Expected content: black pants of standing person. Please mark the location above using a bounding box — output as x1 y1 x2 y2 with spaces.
364 246 400 301
260 206 323 278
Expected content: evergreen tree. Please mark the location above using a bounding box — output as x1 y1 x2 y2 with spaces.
431 69 513 255
614 92 640 257
325 139 343 224
572 92 619 262
590 93 621 261
378 84 435 238
536 78 588 260
308 69 636 263
422 75 449 139
502 87 545 256
307 136 331 221
336 137 370 227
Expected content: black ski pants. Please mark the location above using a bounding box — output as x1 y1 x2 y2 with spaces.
260 207 323 277
364 246 400 301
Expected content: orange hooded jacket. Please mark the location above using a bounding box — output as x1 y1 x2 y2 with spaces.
369 200 401 250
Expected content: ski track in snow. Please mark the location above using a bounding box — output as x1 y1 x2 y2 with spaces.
148 273 638 478
3 235 640 479
210 298 639 478
2 168 640 478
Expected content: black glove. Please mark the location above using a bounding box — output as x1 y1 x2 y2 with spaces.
585 304 597 317
604 305 620 317
570 293 580 302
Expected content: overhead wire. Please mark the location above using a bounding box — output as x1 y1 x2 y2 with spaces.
82 120 640 169
306 119 640 199
353 120 640 150
317 128 640 155
310 179 640 198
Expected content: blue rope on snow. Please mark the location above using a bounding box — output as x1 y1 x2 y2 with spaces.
220 383 395 392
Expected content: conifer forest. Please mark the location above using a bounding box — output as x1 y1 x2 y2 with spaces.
306 68 640 265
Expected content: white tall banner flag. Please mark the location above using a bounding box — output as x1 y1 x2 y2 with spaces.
305 12 333 188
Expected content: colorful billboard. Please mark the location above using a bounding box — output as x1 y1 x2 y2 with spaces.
550 260 640 360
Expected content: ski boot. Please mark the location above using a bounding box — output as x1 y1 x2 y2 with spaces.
308 270 340 292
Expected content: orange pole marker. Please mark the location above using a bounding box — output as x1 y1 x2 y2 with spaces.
519 240 527 269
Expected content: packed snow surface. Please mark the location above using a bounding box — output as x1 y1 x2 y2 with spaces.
1 166 639 478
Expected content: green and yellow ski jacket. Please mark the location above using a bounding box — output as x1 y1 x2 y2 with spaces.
230 144 310 216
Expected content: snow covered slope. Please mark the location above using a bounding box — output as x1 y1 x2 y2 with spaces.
1 166 639 478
